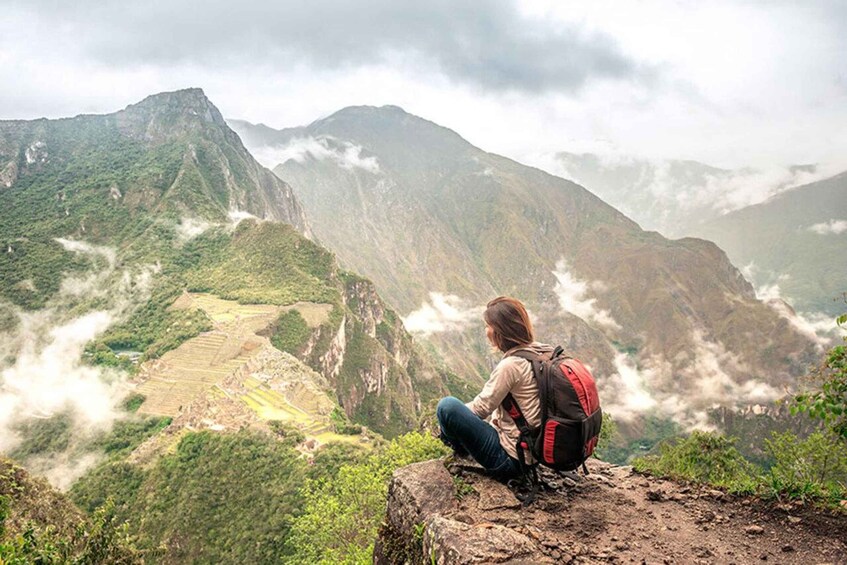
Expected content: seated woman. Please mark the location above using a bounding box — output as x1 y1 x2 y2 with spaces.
437 296 552 480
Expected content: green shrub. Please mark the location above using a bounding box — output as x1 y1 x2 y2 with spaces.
284 431 448 564
269 420 306 446
763 430 847 502
633 431 757 494
793 308 847 440
121 394 146 413
271 309 312 354
330 407 363 435
0 498 144 564
594 412 618 461
72 430 308 564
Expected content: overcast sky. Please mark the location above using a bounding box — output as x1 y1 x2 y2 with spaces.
2 0 845 170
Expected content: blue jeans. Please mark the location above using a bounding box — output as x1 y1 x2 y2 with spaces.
436 396 522 480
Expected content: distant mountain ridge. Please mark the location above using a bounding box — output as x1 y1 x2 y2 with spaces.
694 171 847 316
231 107 819 430
551 152 825 239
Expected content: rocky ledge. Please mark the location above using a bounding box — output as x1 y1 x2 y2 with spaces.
375 458 847 564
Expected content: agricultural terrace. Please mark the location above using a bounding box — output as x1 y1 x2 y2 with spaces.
134 293 362 446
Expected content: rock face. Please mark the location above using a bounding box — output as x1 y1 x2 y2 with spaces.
301 272 448 437
376 458 847 564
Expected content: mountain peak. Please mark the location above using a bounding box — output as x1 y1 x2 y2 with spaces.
117 88 227 139
325 104 409 119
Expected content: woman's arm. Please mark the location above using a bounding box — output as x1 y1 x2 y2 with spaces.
466 358 522 419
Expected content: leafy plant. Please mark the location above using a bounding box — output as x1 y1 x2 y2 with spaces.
270 309 312 354
330 407 363 435
793 307 847 440
633 431 758 494
763 430 847 502
284 431 448 564
452 476 476 500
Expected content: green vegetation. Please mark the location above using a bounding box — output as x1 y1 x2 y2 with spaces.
268 420 307 446
452 476 476 500
1 457 144 564
306 442 369 482
284 431 448 564
72 430 308 564
271 309 312 354
793 307 847 439
10 412 169 466
593 412 618 461
182 221 339 306
10 415 72 460
93 277 213 364
330 407 364 435
763 430 847 502
121 393 146 413
0 497 145 565
633 432 758 494
67 430 446 564
634 428 847 504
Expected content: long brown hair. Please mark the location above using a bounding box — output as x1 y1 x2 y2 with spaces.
483 296 534 353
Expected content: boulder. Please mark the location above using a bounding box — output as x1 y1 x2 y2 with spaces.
423 515 550 564
386 459 457 536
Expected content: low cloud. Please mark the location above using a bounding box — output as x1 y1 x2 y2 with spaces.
808 219 847 235
32 452 103 492
0 239 158 488
262 136 380 174
551 260 620 330
762 297 835 349
742 262 837 348
541 153 844 236
599 353 659 421
227 209 259 226
55 238 117 298
175 217 214 241
402 293 482 337
700 166 830 215
602 330 781 430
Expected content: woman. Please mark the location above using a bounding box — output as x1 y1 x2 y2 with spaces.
436 296 552 480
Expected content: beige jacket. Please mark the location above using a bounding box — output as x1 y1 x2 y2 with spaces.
466 342 554 462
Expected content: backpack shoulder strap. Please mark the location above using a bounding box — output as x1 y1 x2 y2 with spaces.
501 349 548 441
508 349 545 382
501 393 532 438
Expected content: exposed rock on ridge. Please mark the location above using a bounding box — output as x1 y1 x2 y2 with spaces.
376 458 847 564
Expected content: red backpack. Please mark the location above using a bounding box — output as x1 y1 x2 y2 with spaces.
501 346 603 476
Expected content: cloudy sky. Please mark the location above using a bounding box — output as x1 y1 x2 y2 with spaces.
2 0 845 170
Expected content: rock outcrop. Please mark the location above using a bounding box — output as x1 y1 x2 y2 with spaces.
376 458 847 564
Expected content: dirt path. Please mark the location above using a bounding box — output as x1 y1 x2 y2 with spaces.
444 458 847 564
